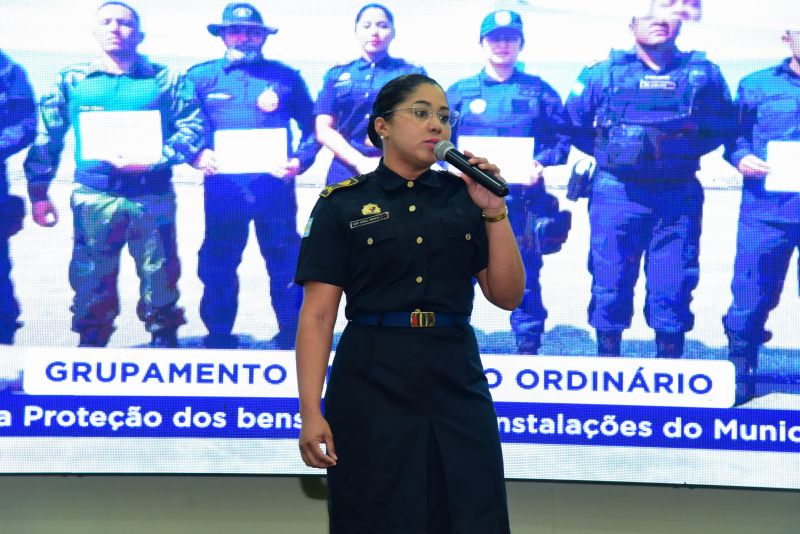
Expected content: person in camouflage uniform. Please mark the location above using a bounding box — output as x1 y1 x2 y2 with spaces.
24 2 204 347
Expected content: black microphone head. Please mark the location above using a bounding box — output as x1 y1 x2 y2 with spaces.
434 140 455 161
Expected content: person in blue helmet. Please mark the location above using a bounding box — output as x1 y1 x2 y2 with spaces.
315 3 426 185
565 13 734 358
0 50 36 345
188 2 317 349
723 28 800 403
446 10 571 354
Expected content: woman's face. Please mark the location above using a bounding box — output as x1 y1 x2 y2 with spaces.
482 29 523 68
356 7 395 58
377 83 451 170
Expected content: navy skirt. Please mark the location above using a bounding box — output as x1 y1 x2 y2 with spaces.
325 322 510 534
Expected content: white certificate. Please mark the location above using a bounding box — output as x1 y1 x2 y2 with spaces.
764 141 800 193
214 128 288 174
79 110 163 165
457 135 535 185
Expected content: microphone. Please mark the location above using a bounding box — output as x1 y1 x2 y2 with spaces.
434 140 509 197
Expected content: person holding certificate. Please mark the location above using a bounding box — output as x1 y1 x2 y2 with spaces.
188 3 317 350
0 50 36 345
315 3 426 185
296 73 522 533
723 28 800 403
23 2 204 348
565 13 734 358
446 10 571 354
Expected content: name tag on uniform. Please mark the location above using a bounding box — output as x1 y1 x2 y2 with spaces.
764 141 800 192
640 75 676 90
79 110 163 164
349 212 389 229
457 135 535 185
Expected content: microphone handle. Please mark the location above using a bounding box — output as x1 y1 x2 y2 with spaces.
446 151 509 197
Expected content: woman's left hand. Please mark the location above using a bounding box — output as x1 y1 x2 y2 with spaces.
457 150 507 214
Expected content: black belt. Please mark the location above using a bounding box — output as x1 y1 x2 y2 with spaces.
350 311 470 328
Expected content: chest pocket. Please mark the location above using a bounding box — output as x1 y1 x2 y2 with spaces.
201 92 234 122
757 96 800 139
349 219 398 278
440 216 482 267
334 79 353 100
351 219 396 250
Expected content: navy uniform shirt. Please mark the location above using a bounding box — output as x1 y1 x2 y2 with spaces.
447 68 570 168
566 49 734 179
295 161 489 318
0 51 36 191
729 58 800 223
315 56 425 154
187 57 317 172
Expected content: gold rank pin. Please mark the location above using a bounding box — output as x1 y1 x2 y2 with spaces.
361 203 381 215
319 175 367 198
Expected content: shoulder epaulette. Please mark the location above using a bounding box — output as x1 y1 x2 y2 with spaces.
609 49 631 65
319 175 367 198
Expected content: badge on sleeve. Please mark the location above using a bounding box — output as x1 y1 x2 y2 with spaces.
257 88 280 112
302 217 313 238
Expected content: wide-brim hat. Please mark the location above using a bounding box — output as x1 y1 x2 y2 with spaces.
480 10 524 40
208 2 278 36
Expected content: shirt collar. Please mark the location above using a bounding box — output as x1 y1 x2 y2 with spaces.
624 48 688 72
776 58 800 79
88 54 156 77
478 68 521 86
375 159 442 190
356 55 395 70
222 55 267 72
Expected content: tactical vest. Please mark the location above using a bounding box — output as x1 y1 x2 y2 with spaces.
455 74 544 137
593 51 711 176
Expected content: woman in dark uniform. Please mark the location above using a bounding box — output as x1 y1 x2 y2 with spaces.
296 73 524 533
315 3 426 185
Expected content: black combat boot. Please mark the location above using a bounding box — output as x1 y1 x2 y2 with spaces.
270 330 296 350
655 332 685 359
150 328 178 348
516 334 541 355
78 325 113 347
727 331 762 406
597 330 622 356
203 333 239 349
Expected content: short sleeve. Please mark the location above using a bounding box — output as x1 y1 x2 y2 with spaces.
314 67 338 117
295 196 349 287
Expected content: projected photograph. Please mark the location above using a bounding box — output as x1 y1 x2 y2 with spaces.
0 0 799 489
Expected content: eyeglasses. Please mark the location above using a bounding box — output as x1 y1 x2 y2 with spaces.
383 105 460 127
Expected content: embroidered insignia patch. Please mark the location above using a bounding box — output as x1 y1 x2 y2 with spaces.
257 88 279 112
361 203 381 215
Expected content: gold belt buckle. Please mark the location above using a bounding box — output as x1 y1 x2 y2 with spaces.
410 310 435 328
